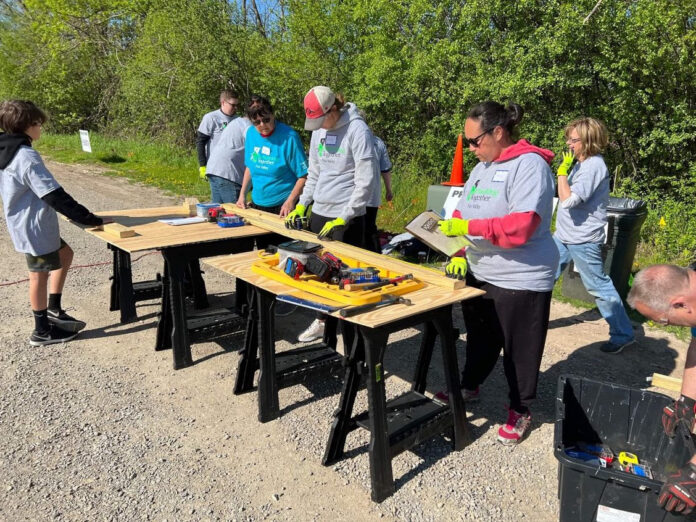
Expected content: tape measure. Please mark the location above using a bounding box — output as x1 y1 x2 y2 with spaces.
618 451 639 466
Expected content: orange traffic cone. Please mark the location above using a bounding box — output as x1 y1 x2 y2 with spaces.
442 134 464 186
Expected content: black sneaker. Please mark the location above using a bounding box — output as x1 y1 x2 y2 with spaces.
47 309 86 333
600 339 637 354
29 325 78 346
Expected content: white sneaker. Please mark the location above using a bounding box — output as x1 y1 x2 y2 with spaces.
297 319 325 343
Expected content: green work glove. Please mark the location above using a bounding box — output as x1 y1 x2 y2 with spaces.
557 152 574 177
445 257 468 280
199 166 207 179
284 204 307 229
317 217 346 240
438 218 469 237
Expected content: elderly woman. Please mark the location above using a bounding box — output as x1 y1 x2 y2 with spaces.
437 101 558 446
236 95 307 216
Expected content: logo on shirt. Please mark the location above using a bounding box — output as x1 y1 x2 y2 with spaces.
318 137 345 158
466 180 499 202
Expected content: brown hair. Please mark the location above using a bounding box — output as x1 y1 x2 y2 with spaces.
220 89 239 102
246 94 273 120
0 100 47 134
564 117 608 158
333 92 345 111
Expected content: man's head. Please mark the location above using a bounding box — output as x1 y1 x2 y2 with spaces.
219 89 240 117
627 264 696 327
0 100 47 141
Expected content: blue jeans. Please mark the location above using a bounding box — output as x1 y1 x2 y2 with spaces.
554 237 634 345
207 175 241 205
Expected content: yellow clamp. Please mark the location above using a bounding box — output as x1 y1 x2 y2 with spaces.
618 452 639 466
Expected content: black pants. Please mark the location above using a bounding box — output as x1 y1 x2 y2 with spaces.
250 202 287 250
364 206 381 253
460 272 552 412
308 212 365 248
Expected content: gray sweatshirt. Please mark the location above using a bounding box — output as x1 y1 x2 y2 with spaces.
299 103 379 222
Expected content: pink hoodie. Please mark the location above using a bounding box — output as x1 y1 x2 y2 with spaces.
452 139 554 249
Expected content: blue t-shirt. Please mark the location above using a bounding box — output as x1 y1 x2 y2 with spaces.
245 122 308 207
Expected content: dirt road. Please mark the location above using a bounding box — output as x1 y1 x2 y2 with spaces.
0 161 688 520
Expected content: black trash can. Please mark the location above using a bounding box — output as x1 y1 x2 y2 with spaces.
561 197 648 304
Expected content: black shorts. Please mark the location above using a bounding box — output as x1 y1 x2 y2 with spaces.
25 238 68 272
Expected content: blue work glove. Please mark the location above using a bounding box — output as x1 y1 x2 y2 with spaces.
317 217 346 240
284 204 307 229
438 218 469 237
445 257 467 280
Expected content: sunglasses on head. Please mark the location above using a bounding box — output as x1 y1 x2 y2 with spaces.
252 116 272 125
464 128 492 148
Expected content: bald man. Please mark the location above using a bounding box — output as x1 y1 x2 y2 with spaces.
627 264 696 515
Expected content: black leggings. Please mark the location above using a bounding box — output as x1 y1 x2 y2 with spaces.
250 202 287 250
308 212 365 248
364 206 381 253
460 272 552 412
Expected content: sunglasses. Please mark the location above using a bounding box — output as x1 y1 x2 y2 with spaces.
464 129 492 148
252 116 272 126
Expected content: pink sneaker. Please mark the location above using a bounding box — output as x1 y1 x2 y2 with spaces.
497 408 532 445
433 387 479 404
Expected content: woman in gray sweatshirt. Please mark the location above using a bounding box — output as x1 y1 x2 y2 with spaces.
285 85 380 342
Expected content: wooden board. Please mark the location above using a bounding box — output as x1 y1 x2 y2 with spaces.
651 373 682 392
231 207 466 290
102 223 136 238
203 251 485 328
78 205 270 253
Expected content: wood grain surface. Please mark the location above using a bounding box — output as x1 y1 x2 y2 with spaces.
228 206 468 291
78 205 271 252
203 251 484 328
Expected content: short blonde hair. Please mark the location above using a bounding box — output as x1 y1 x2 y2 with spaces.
565 117 608 158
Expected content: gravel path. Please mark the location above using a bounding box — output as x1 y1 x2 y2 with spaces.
0 161 689 521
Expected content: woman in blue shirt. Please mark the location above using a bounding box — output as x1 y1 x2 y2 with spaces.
236 95 308 216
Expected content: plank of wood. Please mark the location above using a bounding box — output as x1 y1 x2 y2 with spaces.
231 207 466 290
103 223 136 238
651 373 682 392
183 197 200 216
203 251 484 328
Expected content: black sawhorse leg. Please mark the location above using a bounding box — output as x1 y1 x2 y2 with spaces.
234 285 342 422
108 244 137 323
162 251 192 369
322 304 470 502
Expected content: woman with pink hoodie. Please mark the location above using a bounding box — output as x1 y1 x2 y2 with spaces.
437 101 558 446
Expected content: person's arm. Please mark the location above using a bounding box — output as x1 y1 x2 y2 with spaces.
196 131 211 167
298 133 320 209
280 177 307 217
382 170 393 201
557 174 572 201
42 188 103 226
236 168 252 208
339 124 377 222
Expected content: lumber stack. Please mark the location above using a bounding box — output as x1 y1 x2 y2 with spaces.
229 206 466 290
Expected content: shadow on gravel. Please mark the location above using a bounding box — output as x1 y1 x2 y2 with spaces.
280 375 345 416
547 308 604 329
79 316 159 339
533 329 678 433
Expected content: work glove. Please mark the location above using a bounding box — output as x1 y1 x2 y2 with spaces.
445 257 467 280
438 218 469 237
317 217 346 240
557 152 574 177
662 395 696 437
199 166 207 179
658 461 696 515
284 204 307 229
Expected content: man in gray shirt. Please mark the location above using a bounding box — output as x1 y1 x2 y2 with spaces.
196 89 239 180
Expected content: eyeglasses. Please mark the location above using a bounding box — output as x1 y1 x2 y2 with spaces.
225 101 240 108
464 129 492 148
252 116 272 126
566 138 581 144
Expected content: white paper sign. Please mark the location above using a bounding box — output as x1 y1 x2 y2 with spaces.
79 130 92 153
596 504 640 522
442 186 465 219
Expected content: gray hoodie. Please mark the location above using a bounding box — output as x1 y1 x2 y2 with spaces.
299 103 379 222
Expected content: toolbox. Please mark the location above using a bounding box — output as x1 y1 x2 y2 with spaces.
555 375 696 521
252 248 424 306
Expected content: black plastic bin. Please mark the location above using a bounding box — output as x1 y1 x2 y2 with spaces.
555 375 696 522
562 197 648 304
